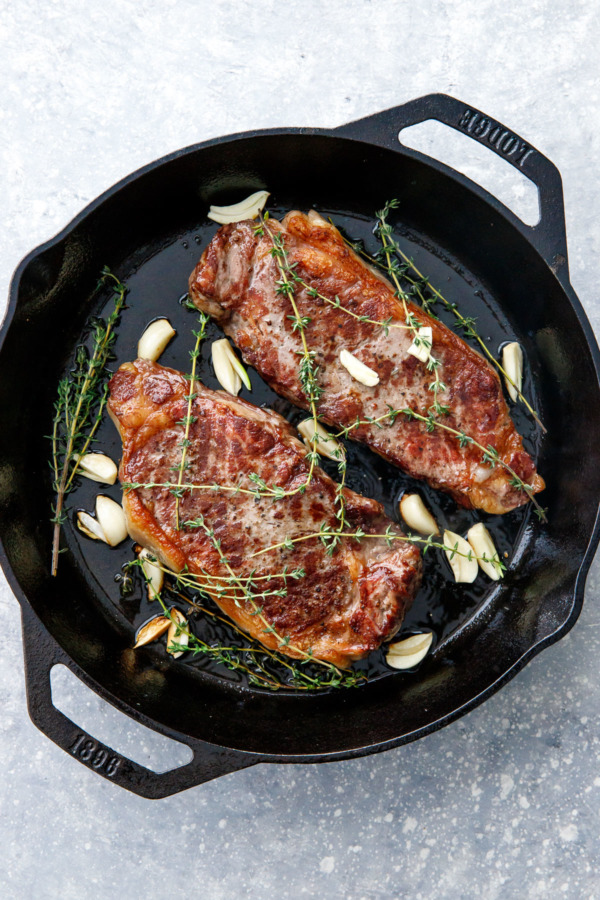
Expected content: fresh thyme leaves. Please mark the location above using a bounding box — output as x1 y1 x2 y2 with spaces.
181 515 362 686
263 206 448 422
242 526 507 577
375 202 449 418
50 267 127 575
265 223 323 409
397 406 547 521
173 311 210 529
129 556 365 691
357 199 545 431
332 401 545 517
256 215 322 498
401 258 546 431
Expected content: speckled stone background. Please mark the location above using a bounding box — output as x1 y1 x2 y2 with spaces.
2 1 600 898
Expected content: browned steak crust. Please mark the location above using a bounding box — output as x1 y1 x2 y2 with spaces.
108 360 422 668
189 210 545 514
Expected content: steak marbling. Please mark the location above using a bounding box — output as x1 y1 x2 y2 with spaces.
189 211 545 514
108 359 422 668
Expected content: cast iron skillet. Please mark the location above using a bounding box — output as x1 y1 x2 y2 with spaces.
2 94 600 799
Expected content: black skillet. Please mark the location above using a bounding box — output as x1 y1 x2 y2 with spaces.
2 94 600 799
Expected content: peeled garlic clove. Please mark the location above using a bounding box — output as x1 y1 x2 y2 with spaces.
221 338 251 390
502 341 523 402
297 418 344 461
137 318 176 361
134 615 170 649
208 211 254 225
443 529 478 583
339 349 379 387
208 190 270 224
386 632 433 669
407 326 433 364
138 548 164 600
167 608 189 659
76 510 107 542
210 190 269 214
212 338 242 395
95 495 128 547
399 493 439 535
75 452 118 485
467 522 504 581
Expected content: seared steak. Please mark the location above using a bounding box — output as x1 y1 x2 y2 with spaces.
108 360 422 668
189 211 545 514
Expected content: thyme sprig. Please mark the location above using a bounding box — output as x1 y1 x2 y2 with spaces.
175 596 363 690
249 214 322 499
177 595 313 690
130 555 365 690
400 256 546 430
375 202 449 417
358 199 545 431
173 311 210 529
131 562 283 690
125 389 543 517
245 525 506 574
330 401 545 518
398 406 547 521
50 267 128 575
182 516 362 686
258 213 450 420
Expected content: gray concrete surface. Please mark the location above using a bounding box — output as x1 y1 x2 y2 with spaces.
1 1 599 897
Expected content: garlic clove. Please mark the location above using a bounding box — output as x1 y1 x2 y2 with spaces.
467 522 504 581
386 632 433 669
212 338 242 396
95 495 128 547
209 190 269 215
221 338 251 390
76 510 107 542
137 318 176 362
138 548 164 600
502 341 523 402
75 452 118 485
399 493 439 535
167 608 189 659
339 349 379 387
134 615 170 649
443 529 478 583
208 190 270 224
297 418 345 461
208 211 253 225
407 326 433 364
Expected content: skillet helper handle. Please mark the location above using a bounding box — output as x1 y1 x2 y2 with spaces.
20 606 254 799
336 93 569 278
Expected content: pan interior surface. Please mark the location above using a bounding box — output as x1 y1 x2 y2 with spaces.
1 133 598 759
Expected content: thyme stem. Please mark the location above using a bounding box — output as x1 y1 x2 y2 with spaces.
258 214 321 496
345 200 545 431
50 268 127 575
131 558 364 690
174 312 210 529
183 516 354 686
246 527 505 572
376 204 448 417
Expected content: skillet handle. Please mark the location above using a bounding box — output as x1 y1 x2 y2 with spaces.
335 93 569 278
20 605 255 799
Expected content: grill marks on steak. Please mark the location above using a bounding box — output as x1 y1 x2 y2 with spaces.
108 360 422 668
189 211 545 515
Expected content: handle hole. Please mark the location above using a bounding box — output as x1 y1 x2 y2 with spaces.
399 120 540 227
50 665 193 774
